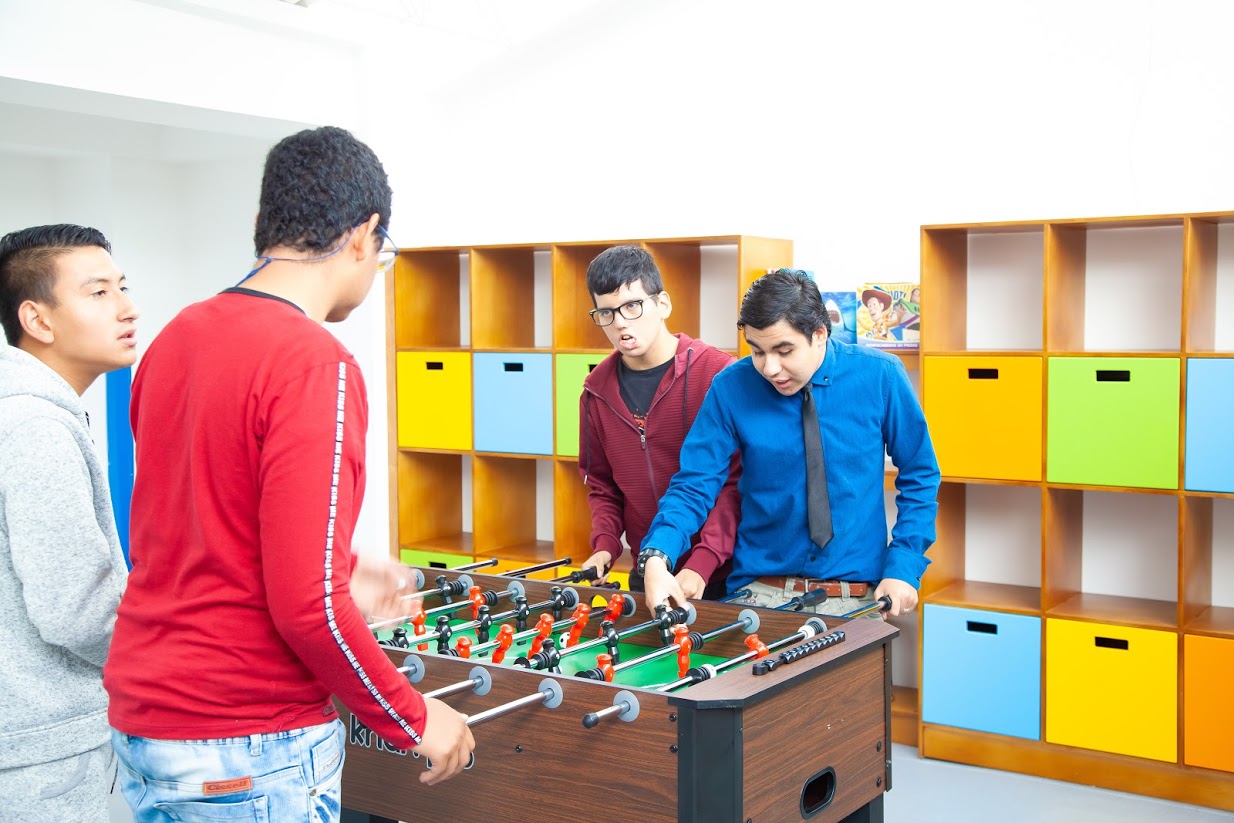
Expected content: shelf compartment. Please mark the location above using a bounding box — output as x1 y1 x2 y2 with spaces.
923 483 1042 613
552 243 623 351
1183 216 1234 354
470 246 550 350
924 355 1043 481
1042 488 1178 629
396 451 469 555
1182 496 1234 636
552 458 593 559
1045 357 1180 489
1046 221 1184 353
921 225 1044 353
922 605 1041 739
1044 617 1177 762
472 455 553 559
393 249 468 348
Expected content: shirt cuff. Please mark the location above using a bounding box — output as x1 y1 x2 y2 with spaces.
591 533 624 562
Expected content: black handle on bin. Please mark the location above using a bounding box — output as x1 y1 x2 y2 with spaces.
1094 636 1129 650
1095 370 1130 382
426 361 444 371
966 621 998 634
503 362 524 372
968 368 999 380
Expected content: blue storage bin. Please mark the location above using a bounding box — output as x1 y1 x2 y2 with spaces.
472 353 553 455
1185 358 1234 493
922 604 1041 740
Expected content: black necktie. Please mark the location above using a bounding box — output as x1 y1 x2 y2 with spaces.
801 386 833 549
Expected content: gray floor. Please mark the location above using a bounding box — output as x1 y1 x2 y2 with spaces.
885 744 1233 822
108 744 1233 821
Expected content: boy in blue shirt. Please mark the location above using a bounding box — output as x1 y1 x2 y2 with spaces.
639 269 940 617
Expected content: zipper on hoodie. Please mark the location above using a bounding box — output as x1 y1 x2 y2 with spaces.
639 424 658 501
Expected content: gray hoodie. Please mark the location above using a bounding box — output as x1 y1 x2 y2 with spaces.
0 345 128 769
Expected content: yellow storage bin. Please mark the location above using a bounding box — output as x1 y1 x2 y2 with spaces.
1184 634 1234 773
923 356 1043 481
396 352 472 450
1045 618 1177 762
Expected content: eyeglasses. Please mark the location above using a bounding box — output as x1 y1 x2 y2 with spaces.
376 225 399 274
589 299 645 327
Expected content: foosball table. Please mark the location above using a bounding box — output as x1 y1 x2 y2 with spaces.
339 563 897 823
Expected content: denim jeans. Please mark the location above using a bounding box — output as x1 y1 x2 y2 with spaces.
112 720 345 823
730 579 882 619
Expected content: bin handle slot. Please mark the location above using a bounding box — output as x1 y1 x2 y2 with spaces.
968 368 999 380
1095 370 1130 382
426 362 444 371
966 621 998 634
1094 636 1129 650
588 364 598 372
503 362 524 372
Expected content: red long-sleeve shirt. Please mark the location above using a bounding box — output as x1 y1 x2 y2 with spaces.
105 289 425 748
579 333 741 581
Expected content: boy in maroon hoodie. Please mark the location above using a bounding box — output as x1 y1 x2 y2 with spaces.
577 246 740 599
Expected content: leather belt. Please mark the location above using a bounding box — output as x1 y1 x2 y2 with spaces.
758 577 869 598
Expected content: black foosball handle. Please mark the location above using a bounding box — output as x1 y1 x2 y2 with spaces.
751 630 847 676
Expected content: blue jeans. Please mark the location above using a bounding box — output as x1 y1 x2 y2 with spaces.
111 720 345 823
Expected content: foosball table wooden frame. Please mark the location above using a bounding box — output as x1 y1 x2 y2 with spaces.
338 568 897 823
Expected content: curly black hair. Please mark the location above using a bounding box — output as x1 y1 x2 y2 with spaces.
585 245 664 302
738 268 831 338
0 224 112 345
253 126 392 256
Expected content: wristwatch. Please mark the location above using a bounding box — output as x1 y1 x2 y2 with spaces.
637 547 671 577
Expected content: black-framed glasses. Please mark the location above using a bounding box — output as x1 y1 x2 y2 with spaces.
376 225 399 274
589 299 645 327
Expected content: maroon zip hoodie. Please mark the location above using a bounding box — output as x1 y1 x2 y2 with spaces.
578 333 741 582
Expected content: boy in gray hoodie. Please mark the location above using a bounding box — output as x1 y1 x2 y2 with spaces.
0 224 139 822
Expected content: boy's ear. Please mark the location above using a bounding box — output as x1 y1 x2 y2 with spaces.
352 214 381 261
657 289 673 319
17 299 54 345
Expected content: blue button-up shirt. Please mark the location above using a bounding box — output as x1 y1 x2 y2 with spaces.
642 338 940 592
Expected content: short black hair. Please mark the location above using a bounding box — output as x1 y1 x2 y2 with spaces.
586 245 664 302
0 224 112 346
738 268 831 338
253 126 392 257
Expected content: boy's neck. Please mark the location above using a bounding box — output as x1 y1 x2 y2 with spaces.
621 329 678 371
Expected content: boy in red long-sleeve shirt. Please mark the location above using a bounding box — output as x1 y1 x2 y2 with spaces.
104 127 473 823
578 246 740 599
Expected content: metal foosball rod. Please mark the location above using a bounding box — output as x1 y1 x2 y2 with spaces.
420 679 565 774
368 579 526 632
448 558 500 573
396 573 476 607
501 558 572 578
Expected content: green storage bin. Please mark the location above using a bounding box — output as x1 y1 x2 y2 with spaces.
555 353 608 456
1046 357 1179 489
400 548 473 570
